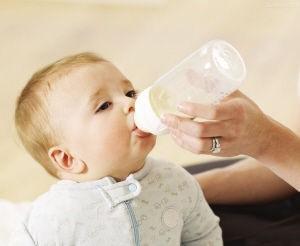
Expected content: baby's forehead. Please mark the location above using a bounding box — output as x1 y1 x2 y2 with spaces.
48 62 132 105
56 62 129 91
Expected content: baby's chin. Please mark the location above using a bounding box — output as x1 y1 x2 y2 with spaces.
133 141 155 165
140 135 156 153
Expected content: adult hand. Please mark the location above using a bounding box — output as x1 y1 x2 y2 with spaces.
162 90 300 190
161 90 271 159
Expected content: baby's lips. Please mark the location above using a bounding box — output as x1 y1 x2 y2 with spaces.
132 125 152 137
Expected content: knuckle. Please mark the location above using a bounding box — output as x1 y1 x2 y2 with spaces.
194 148 202 155
226 122 237 137
176 129 182 139
194 125 204 137
235 100 246 120
235 124 242 135
171 117 180 129
195 141 205 154
229 128 238 138
210 105 220 119
185 105 194 115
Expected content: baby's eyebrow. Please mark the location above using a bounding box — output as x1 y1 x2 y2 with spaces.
122 79 133 87
87 79 134 109
87 89 106 109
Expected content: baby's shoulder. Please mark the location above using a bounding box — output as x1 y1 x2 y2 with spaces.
148 157 196 184
146 157 200 197
28 182 103 222
24 183 107 242
28 186 76 219
144 158 204 218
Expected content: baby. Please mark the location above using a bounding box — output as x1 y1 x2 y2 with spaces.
11 53 222 245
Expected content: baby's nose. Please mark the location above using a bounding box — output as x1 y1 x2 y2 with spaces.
123 98 135 114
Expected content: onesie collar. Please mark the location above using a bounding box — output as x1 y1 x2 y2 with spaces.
51 157 153 207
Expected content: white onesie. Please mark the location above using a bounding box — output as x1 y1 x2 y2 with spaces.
10 158 222 246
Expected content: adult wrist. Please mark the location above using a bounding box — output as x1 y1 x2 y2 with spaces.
255 115 300 165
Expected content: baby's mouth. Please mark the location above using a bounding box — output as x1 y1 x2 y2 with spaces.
132 124 152 138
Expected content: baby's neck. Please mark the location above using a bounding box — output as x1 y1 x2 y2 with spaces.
111 159 146 182
60 158 147 183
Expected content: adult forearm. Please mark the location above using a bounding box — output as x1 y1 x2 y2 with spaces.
195 158 297 205
255 116 300 190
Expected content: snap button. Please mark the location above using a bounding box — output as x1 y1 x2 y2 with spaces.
162 207 179 228
128 183 137 192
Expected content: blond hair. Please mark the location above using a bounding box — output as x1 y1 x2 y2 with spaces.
15 52 107 176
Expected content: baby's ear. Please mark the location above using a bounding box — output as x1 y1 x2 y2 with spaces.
48 146 85 175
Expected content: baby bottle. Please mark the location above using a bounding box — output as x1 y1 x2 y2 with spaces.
134 40 247 135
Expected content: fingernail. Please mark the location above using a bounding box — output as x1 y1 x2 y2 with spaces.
161 113 170 123
177 103 185 111
161 113 167 121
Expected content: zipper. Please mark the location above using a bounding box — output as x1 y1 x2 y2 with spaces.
125 200 140 246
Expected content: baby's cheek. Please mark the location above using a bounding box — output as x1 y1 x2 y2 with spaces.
102 127 131 149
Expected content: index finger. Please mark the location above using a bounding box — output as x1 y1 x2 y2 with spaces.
177 99 240 121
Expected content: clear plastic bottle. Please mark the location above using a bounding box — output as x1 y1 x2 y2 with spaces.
134 40 247 135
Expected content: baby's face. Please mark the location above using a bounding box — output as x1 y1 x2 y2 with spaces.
49 62 156 180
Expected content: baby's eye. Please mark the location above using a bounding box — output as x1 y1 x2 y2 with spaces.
126 90 137 98
95 101 112 113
